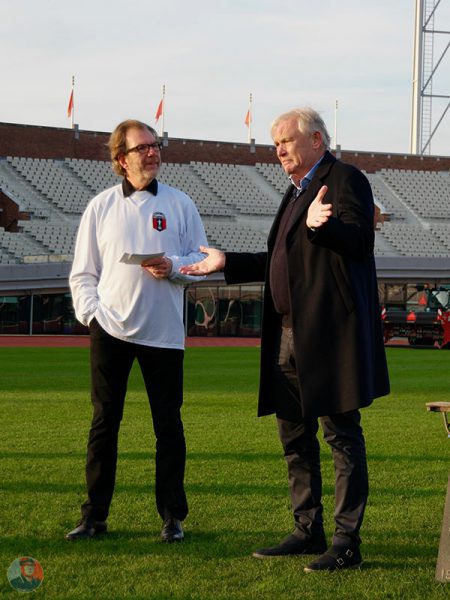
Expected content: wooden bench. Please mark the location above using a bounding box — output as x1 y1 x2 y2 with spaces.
426 401 450 582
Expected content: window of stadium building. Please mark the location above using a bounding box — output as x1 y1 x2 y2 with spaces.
0 293 88 336
1 282 448 338
185 285 263 337
378 282 450 312
32 293 88 335
0 295 31 334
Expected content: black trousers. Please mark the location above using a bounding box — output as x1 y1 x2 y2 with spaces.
273 327 368 548
81 319 188 523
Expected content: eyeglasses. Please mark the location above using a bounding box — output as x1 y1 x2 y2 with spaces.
125 142 162 155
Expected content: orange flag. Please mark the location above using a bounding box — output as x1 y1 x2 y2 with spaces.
155 99 163 124
244 108 251 127
67 90 74 118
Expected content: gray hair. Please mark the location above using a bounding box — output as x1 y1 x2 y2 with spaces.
271 107 331 150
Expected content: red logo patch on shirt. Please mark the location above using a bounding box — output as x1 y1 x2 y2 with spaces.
152 212 166 232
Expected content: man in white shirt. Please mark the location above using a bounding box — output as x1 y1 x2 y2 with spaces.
67 119 207 542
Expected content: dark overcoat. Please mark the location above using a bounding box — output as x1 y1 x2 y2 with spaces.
224 151 390 419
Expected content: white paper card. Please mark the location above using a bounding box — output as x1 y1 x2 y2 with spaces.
120 252 165 265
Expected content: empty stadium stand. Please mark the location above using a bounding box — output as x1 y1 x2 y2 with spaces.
1 154 450 261
189 162 280 215
0 118 449 267
380 168 450 220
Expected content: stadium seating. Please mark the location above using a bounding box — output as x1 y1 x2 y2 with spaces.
379 222 449 257
159 163 233 217
364 172 408 220
255 162 289 195
0 156 449 260
190 162 280 215
8 157 92 214
380 168 450 220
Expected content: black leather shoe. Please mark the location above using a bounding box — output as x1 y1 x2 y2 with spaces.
252 533 327 559
65 519 107 541
160 518 184 542
304 545 362 572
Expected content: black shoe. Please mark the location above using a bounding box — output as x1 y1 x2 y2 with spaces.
304 545 362 572
65 518 107 541
160 518 184 542
252 533 327 559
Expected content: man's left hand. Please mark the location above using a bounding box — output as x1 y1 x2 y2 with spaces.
142 257 173 279
306 185 332 229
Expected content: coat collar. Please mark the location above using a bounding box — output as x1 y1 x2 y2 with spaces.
313 150 335 181
297 150 335 207
268 151 336 248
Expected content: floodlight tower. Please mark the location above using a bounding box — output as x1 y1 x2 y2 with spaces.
410 0 450 154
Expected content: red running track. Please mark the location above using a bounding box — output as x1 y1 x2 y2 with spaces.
0 336 409 348
0 336 261 348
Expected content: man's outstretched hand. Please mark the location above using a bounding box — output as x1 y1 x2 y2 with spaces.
179 246 226 276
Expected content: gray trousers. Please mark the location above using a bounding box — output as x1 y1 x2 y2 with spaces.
274 327 368 548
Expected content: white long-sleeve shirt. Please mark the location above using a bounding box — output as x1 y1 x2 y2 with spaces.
69 179 207 349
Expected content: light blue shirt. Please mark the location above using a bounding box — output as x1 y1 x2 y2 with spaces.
289 154 325 196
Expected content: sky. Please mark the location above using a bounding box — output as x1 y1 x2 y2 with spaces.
1 0 450 156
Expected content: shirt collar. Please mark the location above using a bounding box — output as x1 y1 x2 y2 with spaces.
289 153 325 191
122 178 158 197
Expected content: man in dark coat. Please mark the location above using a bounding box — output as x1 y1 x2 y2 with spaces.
180 107 390 572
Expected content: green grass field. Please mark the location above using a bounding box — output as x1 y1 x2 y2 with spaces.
0 346 449 599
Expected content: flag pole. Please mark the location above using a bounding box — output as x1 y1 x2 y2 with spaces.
71 76 75 129
248 93 252 143
334 99 338 150
248 92 253 144
161 84 165 137
67 75 75 129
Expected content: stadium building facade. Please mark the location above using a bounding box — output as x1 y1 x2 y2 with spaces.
0 122 449 338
